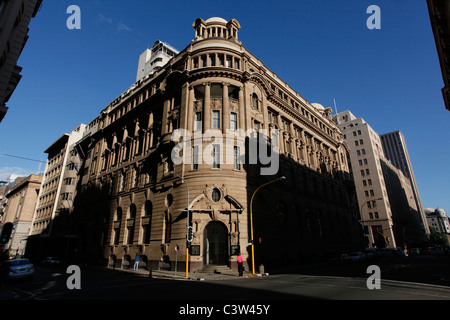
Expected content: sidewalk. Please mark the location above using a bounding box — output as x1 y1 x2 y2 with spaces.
105 266 268 281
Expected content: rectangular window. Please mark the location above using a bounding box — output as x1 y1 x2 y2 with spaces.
234 146 240 170
194 112 202 131
212 144 220 168
192 146 199 170
230 112 237 130
121 173 126 191
213 110 220 129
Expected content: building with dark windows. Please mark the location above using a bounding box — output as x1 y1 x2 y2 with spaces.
0 0 42 123
427 0 450 111
333 111 429 249
46 17 363 273
380 131 429 240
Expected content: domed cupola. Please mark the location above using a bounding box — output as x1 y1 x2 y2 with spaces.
192 17 241 44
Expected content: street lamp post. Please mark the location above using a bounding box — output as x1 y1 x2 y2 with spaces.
360 197 383 248
168 172 190 278
249 176 285 275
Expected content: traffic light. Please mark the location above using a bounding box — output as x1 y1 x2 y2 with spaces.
0 222 13 245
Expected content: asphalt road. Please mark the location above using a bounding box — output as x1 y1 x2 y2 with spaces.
1 255 449 317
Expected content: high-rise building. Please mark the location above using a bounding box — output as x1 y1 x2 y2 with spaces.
380 131 429 239
333 111 429 248
136 40 179 83
27 124 87 260
0 0 42 122
333 110 396 248
67 17 363 272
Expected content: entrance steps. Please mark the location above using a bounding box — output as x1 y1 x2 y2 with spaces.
196 265 235 275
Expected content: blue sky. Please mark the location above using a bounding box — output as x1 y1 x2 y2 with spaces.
0 0 448 214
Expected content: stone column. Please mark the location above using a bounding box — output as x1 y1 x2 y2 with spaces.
222 82 229 131
187 85 194 133
238 86 245 130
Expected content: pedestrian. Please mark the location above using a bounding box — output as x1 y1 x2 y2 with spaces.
237 253 243 276
134 254 140 270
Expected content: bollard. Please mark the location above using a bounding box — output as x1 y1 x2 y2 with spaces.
148 269 152 278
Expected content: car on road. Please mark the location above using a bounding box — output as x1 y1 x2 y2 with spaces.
349 252 366 262
364 248 377 260
41 257 62 266
0 259 35 281
339 253 351 263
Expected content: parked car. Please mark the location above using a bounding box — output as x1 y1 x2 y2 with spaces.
339 253 351 263
349 252 366 262
0 259 35 281
41 257 61 266
393 247 408 256
410 248 420 256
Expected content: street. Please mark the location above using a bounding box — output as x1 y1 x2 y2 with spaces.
1 255 449 317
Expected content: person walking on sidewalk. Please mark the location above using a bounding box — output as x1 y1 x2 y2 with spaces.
134 254 140 270
237 253 244 276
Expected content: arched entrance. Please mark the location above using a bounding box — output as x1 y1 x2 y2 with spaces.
204 221 228 266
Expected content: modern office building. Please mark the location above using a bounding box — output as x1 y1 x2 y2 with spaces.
333 110 396 248
26 124 87 260
136 40 179 83
333 111 429 248
0 0 42 122
380 131 429 239
63 17 363 273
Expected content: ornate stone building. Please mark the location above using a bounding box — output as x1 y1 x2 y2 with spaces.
73 17 363 273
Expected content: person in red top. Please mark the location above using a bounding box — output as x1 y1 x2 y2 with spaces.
237 253 244 276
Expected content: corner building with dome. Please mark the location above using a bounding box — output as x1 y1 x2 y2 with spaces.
73 17 364 273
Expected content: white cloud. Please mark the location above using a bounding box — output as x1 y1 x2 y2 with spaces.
97 13 113 24
0 167 37 182
117 21 132 32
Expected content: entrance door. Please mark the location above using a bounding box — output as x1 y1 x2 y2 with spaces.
204 221 228 265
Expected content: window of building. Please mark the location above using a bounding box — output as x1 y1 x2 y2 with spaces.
212 110 220 129
252 93 259 110
194 112 202 131
121 172 126 191
192 146 199 170
212 144 220 168
230 112 237 130
212 188 221 202
234 146 240 170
